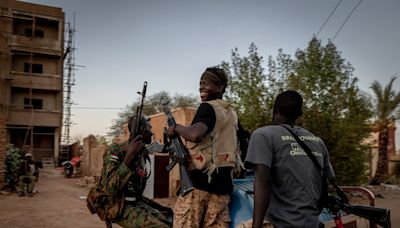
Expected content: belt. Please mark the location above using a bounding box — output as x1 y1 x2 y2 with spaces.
124 196 137 202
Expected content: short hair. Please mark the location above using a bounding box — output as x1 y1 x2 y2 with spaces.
273 90 303 120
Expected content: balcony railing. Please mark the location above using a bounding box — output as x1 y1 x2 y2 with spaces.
9 71 62 91
7 108 62 127
10 35 62 56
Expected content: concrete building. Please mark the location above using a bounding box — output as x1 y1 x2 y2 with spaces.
0 0 65 167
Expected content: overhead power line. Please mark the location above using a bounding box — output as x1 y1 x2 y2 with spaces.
332 0 364 41
316 0 343 37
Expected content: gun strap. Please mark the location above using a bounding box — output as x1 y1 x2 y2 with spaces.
281 125 354 208
281 125 324 172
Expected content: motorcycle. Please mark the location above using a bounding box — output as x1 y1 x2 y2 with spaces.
61 156 82 178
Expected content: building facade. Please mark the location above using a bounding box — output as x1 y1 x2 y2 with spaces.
0 0 64 165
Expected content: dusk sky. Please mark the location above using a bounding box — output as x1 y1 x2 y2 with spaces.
24 0 400 144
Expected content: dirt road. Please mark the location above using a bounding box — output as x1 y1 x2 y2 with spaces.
0 168 107 228
0 168 399 228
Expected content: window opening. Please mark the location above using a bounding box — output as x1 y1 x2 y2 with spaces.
24 98 43 109
24 63 43 73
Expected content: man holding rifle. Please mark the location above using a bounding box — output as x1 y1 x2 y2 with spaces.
245 89 392 228
87 82 172 228
88 116 172 228
167 67 248 227
245 90 335 228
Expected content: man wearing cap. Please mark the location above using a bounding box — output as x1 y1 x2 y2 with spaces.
167 67 248 227
18 153 37 196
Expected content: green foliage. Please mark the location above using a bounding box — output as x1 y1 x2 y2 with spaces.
108 91 199 137
370 76 400 183
370 76 400 127
222 37 373 185
221 43 270 131
289 37 373 185
5 144 22 190
95 135 110 146
265 49 296 122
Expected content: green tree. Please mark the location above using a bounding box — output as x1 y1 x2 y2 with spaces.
289 37 372 185
370 76 400 185
222 37 373 184
108 92 199 137
265 49 295 120
221 43 270 132
5 144 22 191
95 135 110 146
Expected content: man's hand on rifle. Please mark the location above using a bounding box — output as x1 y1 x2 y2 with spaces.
123 137 145 166
166 124 180 139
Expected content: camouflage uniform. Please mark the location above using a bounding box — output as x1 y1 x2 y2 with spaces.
173 188 230 228
99 143 171 228
234 219 273 228
18 157 36 196
173 100 242 228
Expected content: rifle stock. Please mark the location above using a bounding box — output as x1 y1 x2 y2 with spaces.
161 99 194 197
343 203 391 228
328 195 391 228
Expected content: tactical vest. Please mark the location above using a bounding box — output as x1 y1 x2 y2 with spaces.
186 99 244 182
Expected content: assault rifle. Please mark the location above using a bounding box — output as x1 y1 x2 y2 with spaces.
326 191 391 228
160 98 194 197
129 81 147 142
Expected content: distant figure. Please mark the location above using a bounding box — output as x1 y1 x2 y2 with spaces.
245 90 335 228
18 153 37 197
87 116 172 228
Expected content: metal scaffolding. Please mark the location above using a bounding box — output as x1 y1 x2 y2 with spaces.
60 18 76 161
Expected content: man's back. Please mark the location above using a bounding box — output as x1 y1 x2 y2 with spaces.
247 124 334 227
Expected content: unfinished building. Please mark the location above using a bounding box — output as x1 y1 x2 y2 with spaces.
0 0 65 169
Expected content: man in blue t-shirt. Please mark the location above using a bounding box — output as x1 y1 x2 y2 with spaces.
245 90 335 228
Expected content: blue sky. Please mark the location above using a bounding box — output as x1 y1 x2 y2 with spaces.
24 0 400 144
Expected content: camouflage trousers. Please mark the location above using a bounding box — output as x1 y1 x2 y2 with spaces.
116 200 172 228
173 188 230 228
234 219 274 228
18 175 36 193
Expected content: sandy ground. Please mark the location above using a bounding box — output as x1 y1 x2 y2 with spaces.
0 168 399 228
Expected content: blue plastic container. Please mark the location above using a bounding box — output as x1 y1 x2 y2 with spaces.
229 177 255 227
229 177 333 227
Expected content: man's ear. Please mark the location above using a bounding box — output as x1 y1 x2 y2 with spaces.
217 85 224 93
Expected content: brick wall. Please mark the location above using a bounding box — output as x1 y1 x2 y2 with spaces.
82 135 106 177
0 116 7 189
149 107 196 196
149 107 196 144
79 108 197 196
